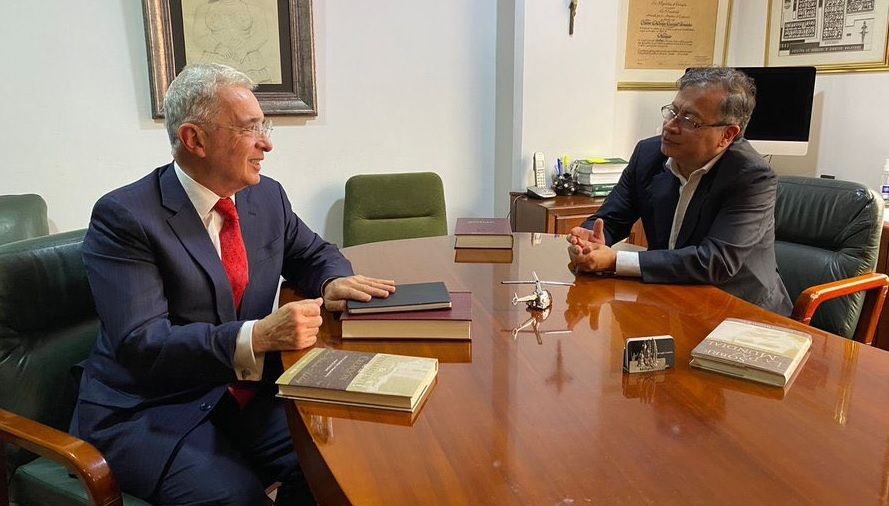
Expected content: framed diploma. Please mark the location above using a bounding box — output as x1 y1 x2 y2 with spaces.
765 0 889 73
617 0 733 90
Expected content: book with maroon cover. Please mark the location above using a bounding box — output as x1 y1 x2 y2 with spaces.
341 292 471 340
454 218 514 249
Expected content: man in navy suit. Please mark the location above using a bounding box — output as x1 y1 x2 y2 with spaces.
72 63 396 504
568 67 792 315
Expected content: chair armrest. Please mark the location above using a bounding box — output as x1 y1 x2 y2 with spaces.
0 408 122 506
791 272 889 345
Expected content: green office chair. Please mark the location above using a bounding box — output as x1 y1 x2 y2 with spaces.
0 194 49 246
775 176 888 344
0 231 149 506
343 172 447 247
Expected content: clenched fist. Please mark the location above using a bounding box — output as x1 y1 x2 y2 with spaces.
253 297 323 352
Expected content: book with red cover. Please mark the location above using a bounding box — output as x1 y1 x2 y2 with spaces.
341 292 471 340
454 218 514 249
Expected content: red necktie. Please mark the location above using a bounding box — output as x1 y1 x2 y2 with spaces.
213 198 249 310
214 198 255 408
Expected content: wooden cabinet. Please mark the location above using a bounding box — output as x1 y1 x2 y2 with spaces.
509 192 647 246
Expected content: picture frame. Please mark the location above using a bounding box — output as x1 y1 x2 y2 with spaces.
142 0 317 118
616 0 733 90
765 0 889 73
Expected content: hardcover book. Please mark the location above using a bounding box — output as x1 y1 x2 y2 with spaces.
346 282 451 314
276 348 438 412
454 248 514 264
341 292 471 340
690 318 812 387
454 218 514 249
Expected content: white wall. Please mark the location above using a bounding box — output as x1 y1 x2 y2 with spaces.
513 0 619 190
4 1 889 237
0 1 496 244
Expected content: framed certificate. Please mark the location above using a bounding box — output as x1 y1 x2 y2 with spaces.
617 0 733 90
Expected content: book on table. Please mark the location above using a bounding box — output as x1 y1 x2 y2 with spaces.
454 217 514 249
341 292 471 340
689 318 812 387
346 281 451 314
454 248 513 264
573 157 628 174
276 348 438 412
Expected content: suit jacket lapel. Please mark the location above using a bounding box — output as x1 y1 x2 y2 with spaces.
649 166 680 249
159 165 236 321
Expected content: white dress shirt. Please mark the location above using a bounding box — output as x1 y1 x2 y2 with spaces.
614 151 726 277
173 163 264 381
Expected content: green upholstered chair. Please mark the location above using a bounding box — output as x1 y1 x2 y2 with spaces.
343 172 448 247
0 231 148 506
775 176 888 343
0 195 49 246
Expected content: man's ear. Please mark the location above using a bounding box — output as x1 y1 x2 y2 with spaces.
178 123 208 158
720 124 742 148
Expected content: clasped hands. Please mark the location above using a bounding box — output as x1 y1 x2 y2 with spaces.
253 275 396 352
567 218 617 274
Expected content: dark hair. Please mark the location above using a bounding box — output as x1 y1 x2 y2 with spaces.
678 67 757 136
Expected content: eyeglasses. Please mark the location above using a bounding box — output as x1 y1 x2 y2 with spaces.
660 105 731 130
215 118 273 138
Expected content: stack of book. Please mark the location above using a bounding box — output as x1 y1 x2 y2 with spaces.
690 318 812 387
573 157 628 197
343 282 472 340
453 217 514 263
276 348 438 412
342 292 471 340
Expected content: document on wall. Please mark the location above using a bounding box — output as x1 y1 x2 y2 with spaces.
768 0 889 67
624 0 720 70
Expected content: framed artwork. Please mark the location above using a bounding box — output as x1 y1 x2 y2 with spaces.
765 0 889 72
617 0 733 90
142 0 316 118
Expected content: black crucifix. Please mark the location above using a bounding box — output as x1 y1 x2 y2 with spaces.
569 0 578 35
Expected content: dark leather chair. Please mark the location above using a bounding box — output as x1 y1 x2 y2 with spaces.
775 176 888 343
343 172 447 247
0 231 147 505
0 195 49 246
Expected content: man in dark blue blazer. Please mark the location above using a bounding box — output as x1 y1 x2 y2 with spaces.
568 67 792 315
71 64 395 504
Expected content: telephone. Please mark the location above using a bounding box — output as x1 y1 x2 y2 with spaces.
527 151 556 199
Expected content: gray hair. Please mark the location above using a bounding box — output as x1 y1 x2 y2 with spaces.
678 67 757 136
163 63 256 154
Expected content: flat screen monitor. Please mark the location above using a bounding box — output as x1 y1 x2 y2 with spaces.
735 66 816 156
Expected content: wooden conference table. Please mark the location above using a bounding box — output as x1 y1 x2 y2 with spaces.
281 234 889 505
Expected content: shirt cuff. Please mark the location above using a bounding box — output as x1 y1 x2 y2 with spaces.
233 320 264 381
615 250 642 277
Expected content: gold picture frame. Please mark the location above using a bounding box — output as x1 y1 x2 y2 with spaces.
617 0 733 90
765 0 889 73
142 0 317 118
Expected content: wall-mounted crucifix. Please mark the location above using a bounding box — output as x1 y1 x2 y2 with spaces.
569 0 578 35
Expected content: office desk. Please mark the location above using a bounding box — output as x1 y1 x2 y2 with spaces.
281 234 889 505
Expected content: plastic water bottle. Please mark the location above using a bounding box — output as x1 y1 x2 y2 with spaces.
882 159 889 202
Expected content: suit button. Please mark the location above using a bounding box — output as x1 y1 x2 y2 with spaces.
200 402 212 411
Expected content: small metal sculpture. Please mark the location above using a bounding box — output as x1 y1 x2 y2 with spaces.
501 271 574 310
